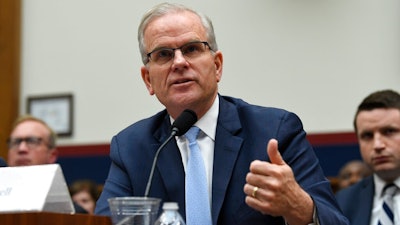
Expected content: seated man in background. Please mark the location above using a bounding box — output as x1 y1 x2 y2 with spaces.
7 115 58 166
337 160 372 191
6 115 88 213
336 89 400 225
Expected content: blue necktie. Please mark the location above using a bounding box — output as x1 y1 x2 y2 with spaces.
378 184 398 225
185 126 212 225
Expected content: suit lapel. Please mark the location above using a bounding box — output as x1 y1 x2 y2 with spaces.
157 140 186 205
354 177 374 225
211 97 243 224
152 115 186 210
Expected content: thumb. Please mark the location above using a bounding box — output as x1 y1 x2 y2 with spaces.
267 139 285 165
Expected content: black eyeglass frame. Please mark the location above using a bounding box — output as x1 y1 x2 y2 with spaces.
7 136 48 150
146 41 212 64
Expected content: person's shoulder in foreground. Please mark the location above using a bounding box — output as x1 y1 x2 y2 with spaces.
95 2 349 225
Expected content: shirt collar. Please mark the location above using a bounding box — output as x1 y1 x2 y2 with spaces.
194 96 219 141
374 174 400 196
170 95 219 141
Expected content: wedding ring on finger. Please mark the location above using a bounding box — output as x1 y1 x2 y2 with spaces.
252 186 259 198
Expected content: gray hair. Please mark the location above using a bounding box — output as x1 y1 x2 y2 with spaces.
137 2 218 64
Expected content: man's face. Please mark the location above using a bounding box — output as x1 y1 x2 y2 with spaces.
140 11 223 119
356 108 400 181
7 120 57 166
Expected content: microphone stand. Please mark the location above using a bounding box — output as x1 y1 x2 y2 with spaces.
144 129 178 197
143 109 197 197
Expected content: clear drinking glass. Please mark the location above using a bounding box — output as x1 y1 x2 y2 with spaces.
108 197 161 225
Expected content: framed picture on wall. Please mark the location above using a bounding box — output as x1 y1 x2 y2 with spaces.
27 94 73 137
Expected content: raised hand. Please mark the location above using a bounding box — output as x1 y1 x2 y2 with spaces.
243 139 314 225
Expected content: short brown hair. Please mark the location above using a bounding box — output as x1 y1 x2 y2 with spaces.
354 89 400 131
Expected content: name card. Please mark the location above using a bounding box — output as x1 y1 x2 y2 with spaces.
0 164 75 214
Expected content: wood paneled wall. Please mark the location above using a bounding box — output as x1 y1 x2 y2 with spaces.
0 0 21 160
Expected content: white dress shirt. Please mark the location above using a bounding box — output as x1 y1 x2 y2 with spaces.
370 175 400 225
172 96 219 204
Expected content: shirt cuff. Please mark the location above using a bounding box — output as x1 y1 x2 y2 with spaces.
285 204 319 225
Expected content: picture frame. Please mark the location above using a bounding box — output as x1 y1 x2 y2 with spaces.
27 94 73 137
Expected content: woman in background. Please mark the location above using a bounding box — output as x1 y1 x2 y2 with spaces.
69 179 100 214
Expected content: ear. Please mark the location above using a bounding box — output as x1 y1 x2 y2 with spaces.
214 51 223 82
48 148 58 164
141 66 155 95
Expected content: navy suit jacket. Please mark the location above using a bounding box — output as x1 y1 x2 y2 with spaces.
336 176 374 225
95 95 348 225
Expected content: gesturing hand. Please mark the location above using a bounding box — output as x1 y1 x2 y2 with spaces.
243 139 314 225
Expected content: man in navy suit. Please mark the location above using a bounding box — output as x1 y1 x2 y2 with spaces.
95 3 348 225
336 90 400 224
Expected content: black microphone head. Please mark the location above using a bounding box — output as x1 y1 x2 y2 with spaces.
171 109 198 136
0 157 8 167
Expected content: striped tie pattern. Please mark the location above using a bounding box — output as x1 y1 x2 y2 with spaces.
378 184 398 225
185 126 212 225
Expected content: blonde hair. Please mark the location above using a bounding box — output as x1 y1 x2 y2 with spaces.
11 115 57 149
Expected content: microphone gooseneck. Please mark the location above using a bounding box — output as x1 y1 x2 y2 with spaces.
144 109 198 197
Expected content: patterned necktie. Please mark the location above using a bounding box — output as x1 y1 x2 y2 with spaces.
185 126 212 225
378 183 398 225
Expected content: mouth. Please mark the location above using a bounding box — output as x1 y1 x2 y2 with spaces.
16 159 31 166
372 156 391 165
169 77 196 89
172 78 193 85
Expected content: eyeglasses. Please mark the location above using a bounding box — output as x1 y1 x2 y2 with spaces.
7 137 45 150
146 41 212 65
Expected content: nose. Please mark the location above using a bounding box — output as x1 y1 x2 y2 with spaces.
16 141 30 152
171 50 189 70
373 134 385 151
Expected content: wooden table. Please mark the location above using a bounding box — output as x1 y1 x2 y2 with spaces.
0 212 112 225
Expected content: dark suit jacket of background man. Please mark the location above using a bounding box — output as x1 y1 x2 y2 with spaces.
336 176 375 225
95 95 348 225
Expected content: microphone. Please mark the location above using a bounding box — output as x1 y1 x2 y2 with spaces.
0 157 7 167
144 109 197 197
